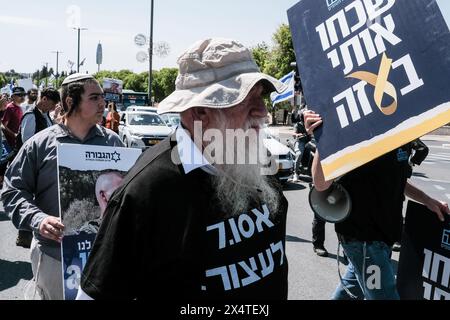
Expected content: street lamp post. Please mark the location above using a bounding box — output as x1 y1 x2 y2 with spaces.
73 27 88 72
52 51 63 86
148 0 154 105
44 62 49 87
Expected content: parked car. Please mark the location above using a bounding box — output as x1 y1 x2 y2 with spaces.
125 105 158 113
160 113 181 128
119 111 172 149
263 129 295 183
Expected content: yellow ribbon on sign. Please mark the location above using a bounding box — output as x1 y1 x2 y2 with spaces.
346 53 398 116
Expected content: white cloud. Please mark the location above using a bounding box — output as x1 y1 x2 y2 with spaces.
0 15 54 27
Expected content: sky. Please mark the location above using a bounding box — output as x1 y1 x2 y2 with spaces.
1 0 449 75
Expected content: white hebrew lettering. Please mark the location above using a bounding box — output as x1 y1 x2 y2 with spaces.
370 14 402 55
423 281 433 300
423 249 433 279
363 0 396 22
238 214 256 239
258 249 275 277
238 259 261 287
270 241 285 266
352 81 373 116
392 54 424 96
207 222 226 249
206 266 231 291
228 264 241 289
326 10 351 47
345 0 367 33
341 34 367 74
251 205 275 232
228 218 242 245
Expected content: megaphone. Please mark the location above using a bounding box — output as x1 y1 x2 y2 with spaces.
308 182 352 223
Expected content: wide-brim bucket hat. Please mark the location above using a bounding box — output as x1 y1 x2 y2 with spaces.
158 38 286 114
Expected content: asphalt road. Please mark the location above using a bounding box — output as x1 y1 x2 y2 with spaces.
0 132 449 300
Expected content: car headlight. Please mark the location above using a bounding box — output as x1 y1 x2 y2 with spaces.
132 132 144 138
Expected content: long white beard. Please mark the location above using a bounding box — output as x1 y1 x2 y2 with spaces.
211 164 280 217
209 112 280 217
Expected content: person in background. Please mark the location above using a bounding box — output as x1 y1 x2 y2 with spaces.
1 73 124 300
283 108 288 125
2 87 25 150
12 88 61 249
21 88 38 114
306 110 450 300
105 102 120 134
19 88 60 144
0 97 7 173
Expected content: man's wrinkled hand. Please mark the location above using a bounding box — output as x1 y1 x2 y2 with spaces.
426 199 450 222
303 110 323 135
39 216 65 243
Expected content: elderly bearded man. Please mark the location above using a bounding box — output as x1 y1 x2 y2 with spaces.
77 38 290 300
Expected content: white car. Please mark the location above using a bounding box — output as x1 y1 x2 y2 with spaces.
119 111 173 149
263 129 295 183
160 113 181 128
125 105 158 113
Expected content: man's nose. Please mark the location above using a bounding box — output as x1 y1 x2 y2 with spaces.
99 96 106 107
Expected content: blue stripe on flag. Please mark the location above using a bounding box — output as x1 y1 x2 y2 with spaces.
280 71 294 84
272 90 294 104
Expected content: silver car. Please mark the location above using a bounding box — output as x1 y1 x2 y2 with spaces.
119 111 173 149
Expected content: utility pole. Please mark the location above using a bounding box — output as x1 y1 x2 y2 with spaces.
148 0 154 105
52 51 63 86
73 27 88 72
44 62 49 88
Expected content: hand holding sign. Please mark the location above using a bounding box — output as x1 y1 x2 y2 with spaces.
426 200 450 222
303 110 323 135
39 216 65 243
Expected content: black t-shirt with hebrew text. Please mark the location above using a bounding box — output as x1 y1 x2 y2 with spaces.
80 136 289 300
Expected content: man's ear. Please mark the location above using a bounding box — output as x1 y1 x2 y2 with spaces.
65 97 73 110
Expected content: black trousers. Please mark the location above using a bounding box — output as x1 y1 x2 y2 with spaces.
312 214 326 247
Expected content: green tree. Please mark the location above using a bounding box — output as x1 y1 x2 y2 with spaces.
251 42 270 71
123 73 147 92
153 68 178 102
264 24 296 79
0 73 7 87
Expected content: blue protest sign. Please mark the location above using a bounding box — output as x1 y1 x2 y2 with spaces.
288 0 450 180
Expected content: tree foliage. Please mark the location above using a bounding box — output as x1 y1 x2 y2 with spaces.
92 68 178 101
252 24 296 80
250 24 296 123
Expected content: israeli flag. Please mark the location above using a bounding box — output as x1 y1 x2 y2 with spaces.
270 71 295 106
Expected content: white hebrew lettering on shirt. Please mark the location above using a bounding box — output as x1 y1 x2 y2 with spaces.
206 204 275 250
205 241 285 291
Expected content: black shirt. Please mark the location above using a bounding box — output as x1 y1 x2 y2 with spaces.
81 135 289 300
335 145 412 246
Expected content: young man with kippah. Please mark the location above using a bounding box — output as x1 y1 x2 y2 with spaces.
2 74 124 300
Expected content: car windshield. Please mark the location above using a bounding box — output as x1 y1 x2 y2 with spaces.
129 113 166 126
167 114 180 125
